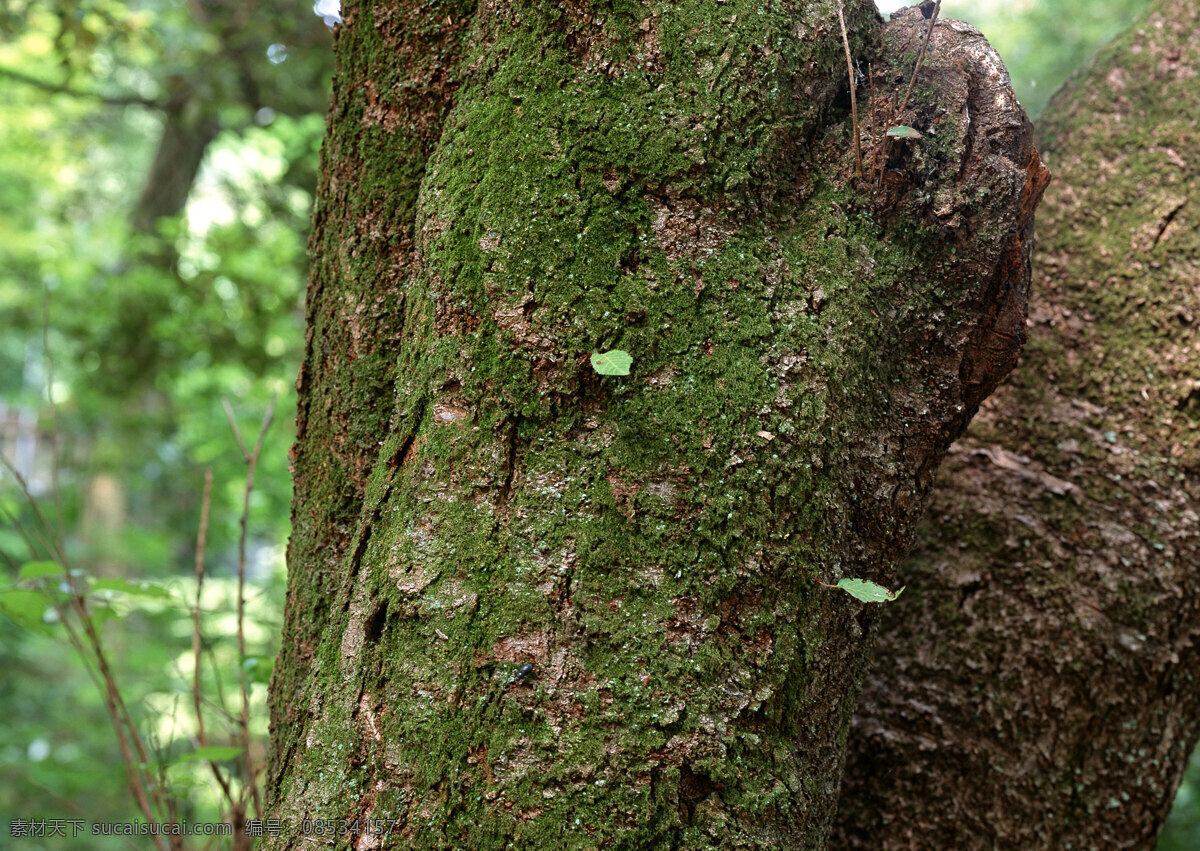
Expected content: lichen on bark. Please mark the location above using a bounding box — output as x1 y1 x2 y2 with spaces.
267 2 1046 846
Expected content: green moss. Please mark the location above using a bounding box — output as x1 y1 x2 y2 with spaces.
293 173 961 841
270 0 1034 844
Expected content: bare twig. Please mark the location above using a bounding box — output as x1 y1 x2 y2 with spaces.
42 292 64 542
205 644 233 719
222 398 251 461
24 777 142 851
0 455 69 567
82 602 171 823
154 702 189 851
3 330 226 845
231 394 277 818
192 467 214 745
880 0 942 186
897 0 943 120
2 455 171 844
57 598 169 850
869 62 878 184
0 545 20 572
191 466 235 806
0 502 51 565
836 1 863 181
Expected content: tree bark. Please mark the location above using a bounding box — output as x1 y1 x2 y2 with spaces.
835 0 1200 847
130 87 220 233
267 2 1046 846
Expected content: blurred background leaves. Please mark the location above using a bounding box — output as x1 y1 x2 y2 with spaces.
4 0 1197 847
1 0 330 843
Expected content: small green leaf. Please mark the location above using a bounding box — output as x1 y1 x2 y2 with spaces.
179 746 243 764
886 125 923 139
88 605 122 629
835 578 905 603
19 561 65 580
590 350 633 376
0 588 55 631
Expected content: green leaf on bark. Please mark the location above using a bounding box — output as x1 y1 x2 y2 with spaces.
590 350 632 376
886 125 923 139
835 578 905 603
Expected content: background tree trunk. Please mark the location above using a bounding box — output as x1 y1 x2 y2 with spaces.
835 0 1200 847
267 2 1045 845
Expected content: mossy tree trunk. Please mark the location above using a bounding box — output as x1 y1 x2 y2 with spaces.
266 2 1045 846
836 0 1200 847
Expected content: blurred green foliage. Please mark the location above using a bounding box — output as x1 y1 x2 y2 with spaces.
0 0 331 844
2 0 1196 846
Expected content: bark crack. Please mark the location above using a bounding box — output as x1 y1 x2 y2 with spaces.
1151 198 1186 249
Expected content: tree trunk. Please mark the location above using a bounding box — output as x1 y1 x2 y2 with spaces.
130 88 220 233
267 2 1045 846
835 0 1200 847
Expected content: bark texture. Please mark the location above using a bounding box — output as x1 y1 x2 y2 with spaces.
835 0 1200 847
268 2 1046 846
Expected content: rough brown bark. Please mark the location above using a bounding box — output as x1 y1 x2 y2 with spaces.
268 0 475 794
835 0 1200 847
268 2 1046 846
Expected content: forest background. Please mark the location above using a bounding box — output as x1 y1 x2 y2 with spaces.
0 0 1192 847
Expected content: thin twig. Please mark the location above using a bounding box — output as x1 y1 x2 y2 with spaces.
80 599 169 814
0 453 70 568
880 0 942 187
24 777 143 851
192 467 213 745
234 394 276 818
58 599 170 850
191 467 235 805
0 545 20 572
836 1 863 181
0 502 50 564
19 564 142 823
68 568 177 838
222 398 251 461
897 0 943 120
3 375 178 844
1 454 170 842
13 516 59 567
156 702 188 851
868 62 878 185
42 291 64 541
205 644 233 719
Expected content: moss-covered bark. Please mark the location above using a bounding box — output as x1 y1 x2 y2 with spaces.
268 2 1045 846
268 0 475 793
835 0 1200 846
